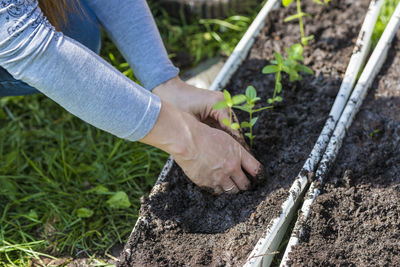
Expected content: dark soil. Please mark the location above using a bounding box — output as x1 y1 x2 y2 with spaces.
118 1 370 266
288 33 400 266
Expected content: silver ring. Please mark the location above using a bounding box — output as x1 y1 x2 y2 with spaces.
224 185 235 192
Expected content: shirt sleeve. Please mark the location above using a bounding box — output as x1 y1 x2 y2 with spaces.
0 0 161 142
85 0 179 90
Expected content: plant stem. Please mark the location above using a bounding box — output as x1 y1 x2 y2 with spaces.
249 111 253 148
297 0 306 45
273 71 281 102
254 106 274 112
229 107 232 125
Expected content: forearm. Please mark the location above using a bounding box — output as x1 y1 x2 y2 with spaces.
86 0 179 90
0 1 160 141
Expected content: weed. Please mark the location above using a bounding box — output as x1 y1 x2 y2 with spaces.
262 43 313 104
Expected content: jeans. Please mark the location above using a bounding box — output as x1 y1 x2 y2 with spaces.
0 0 101 96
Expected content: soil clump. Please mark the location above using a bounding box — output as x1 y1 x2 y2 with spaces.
119 0 370 266
288 33 400 266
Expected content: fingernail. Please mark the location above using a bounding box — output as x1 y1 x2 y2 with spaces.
255 164 268 181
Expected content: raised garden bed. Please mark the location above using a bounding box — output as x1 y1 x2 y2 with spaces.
118 0 371 266
286 31 400 266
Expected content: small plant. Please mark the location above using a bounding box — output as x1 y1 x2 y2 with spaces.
213 86 272 148
262 43 313 104
234 86 272 147
213 89 246 130
282 0 330 46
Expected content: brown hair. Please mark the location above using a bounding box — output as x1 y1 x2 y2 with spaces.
39 0 82 31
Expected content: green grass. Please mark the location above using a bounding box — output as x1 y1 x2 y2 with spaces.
0 94 169 265
1 0 399 266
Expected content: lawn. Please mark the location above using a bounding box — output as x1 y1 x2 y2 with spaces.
0 0 398 266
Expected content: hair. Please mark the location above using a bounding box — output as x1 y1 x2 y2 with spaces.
38 0 82 30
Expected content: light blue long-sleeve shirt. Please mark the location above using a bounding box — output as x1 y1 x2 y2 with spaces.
0 0 179 141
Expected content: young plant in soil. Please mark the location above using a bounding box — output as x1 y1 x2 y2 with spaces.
283 0 330 45
262 43 313 104
213 89 246 130
213 87 271 148
234 86 273 147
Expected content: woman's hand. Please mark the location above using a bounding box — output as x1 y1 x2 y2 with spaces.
140 101 262 194
152 76 246 146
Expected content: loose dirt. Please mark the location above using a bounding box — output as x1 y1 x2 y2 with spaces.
287 33 400 266
119 0 370 266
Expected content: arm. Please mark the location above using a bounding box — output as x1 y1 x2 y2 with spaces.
85 0 179 90
85 0 246 143
0 1 261 194
0 1 159 141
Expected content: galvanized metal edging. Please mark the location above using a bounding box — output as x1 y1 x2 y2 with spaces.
280 2 400 266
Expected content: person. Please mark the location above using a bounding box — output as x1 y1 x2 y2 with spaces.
0 0 262 194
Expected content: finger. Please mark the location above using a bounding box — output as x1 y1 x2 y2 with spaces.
230 171 251 191
221 179 240 194
240 146 262 178
213 185 224 195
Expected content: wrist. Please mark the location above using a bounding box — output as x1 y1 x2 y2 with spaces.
139 100 196 158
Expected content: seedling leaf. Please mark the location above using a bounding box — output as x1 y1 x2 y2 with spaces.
241 121 251 128
213 101 228 110
250 117 258 126
230 123 240 130
301 35 314 45
274 52 284 65
222 118 231 126
284 12 310 22
234 104 252 113
275 96 283 102
297 64 314 75
223 90 232 106
262 65 280 74
282 0 294 7
246 86 257 99
232 94 247 105
290 44 303 57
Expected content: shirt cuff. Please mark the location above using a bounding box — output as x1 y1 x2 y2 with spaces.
124 93 162 141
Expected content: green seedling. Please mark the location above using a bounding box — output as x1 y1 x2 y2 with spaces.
282 0 330 45
213 89 246 130
213 87 271 148
262 43 313 104
234 86 273 148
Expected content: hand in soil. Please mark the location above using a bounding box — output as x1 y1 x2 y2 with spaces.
152 76 248 148
173 117 263 195
141 101 262 195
